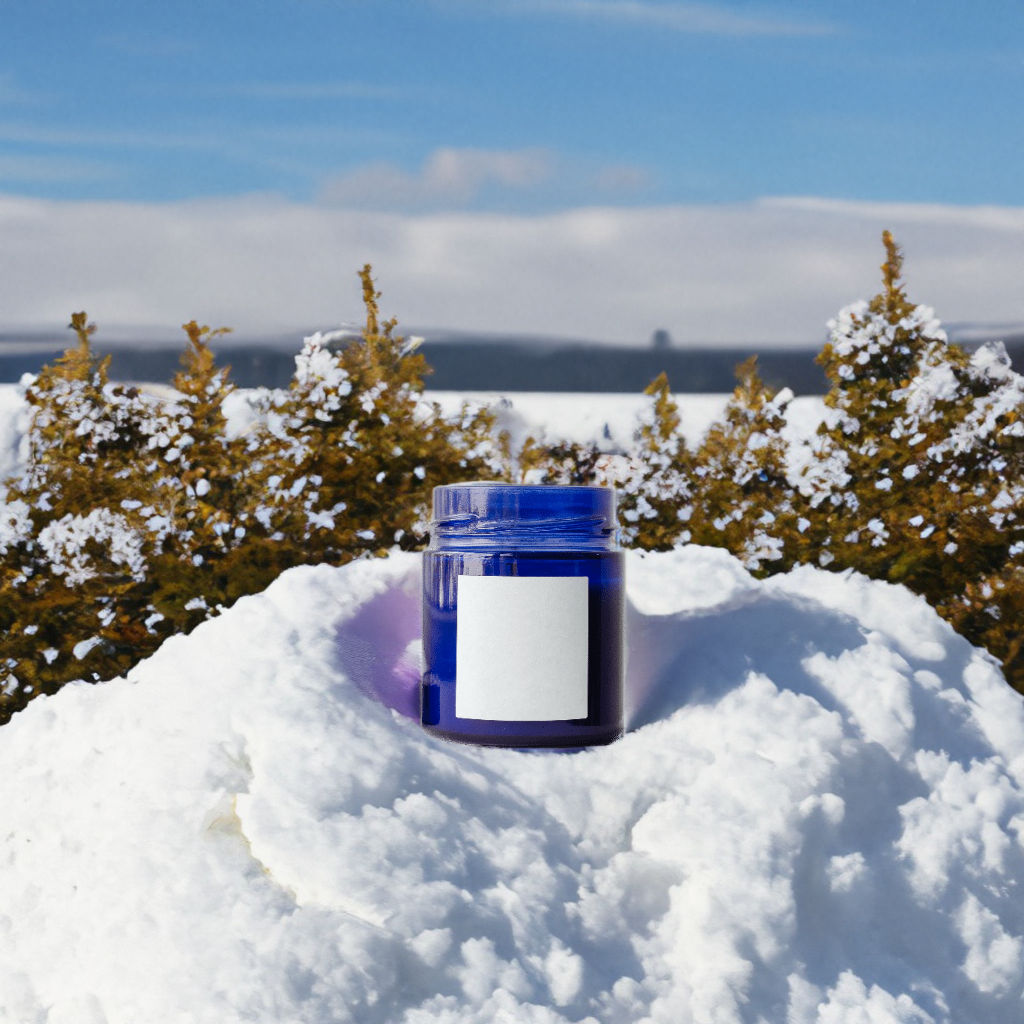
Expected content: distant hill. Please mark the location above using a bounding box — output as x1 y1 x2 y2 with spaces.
2 324 1022 394
417 337 826 393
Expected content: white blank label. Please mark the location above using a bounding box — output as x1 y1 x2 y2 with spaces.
455 574 589 721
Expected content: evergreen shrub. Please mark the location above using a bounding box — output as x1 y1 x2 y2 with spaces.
0 268 503 723
3 242 1023 724
516 233 1024 692
796 233 1024 689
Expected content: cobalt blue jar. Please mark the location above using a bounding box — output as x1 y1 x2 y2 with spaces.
421 483 624 748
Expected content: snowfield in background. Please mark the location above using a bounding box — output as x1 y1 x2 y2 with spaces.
0 383 829 501
2 545 1024 1023
424 391 828 470
0 385 30 485
0 385 829 489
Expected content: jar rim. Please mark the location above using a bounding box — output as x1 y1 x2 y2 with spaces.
430 482 618 547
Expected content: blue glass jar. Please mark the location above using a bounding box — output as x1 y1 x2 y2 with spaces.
422 483 624 748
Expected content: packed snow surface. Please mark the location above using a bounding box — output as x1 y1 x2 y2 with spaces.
3 546 1024 1024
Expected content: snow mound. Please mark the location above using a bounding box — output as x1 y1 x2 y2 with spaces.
2 548 1024 1024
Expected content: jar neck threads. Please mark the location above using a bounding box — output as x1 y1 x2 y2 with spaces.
429 483 619 552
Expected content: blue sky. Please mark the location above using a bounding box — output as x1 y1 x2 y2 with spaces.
4 0 1023 209
2 1 1023 345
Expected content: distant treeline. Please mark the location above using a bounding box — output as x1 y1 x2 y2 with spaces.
2 331 1023 393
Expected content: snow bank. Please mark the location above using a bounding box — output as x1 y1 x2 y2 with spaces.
2 547 1023 1023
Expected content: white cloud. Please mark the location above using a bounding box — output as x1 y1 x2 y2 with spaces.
319 147 556 209
0 193 1021 348
0 121 223 151
472 0 835 36
0 119 398 159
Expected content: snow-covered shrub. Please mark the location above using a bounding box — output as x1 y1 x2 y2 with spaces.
518 234 1024 692
513 361 800 566
587 362 798 569
0 271 506 724
799 232 1024 688
0 315 249 716
686 356 801 572
239 266 503 566
4 243 1024 718
517 435 610 486
37 509 148 587
0 498 31 557
612 372 696 549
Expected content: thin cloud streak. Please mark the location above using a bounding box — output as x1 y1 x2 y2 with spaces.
0 194 1021 351
0 121 400 188
0 155 116 185
484 0 837 37
764 196 1024 231
0 121 387 154
0 122 232 152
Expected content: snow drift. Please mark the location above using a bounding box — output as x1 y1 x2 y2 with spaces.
2 546 1024 1023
